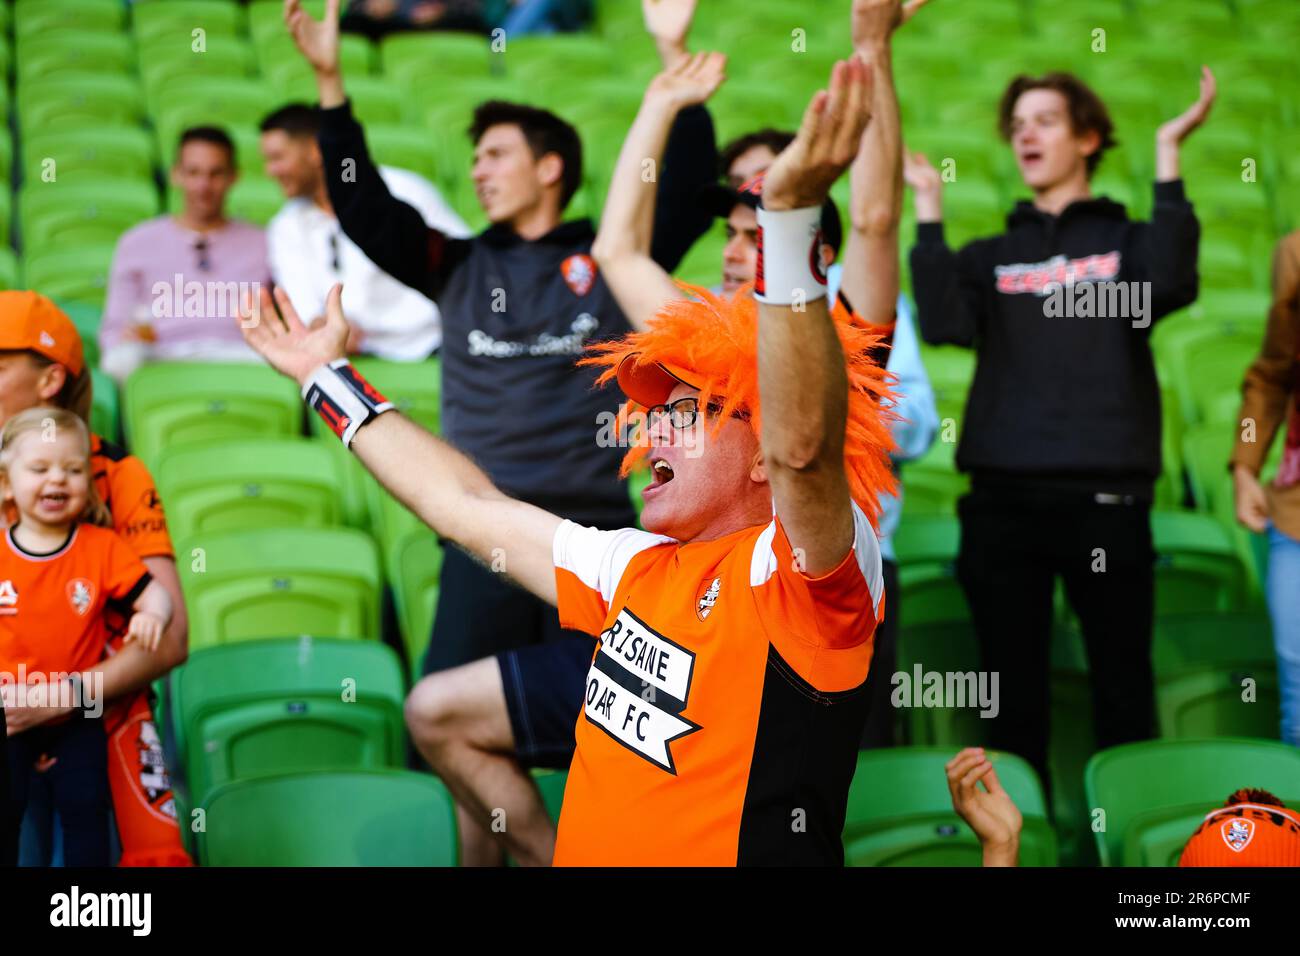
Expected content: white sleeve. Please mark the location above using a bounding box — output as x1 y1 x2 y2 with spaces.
750 500 885 619
379 166 472 239
266 208 326 322
552 521 674 604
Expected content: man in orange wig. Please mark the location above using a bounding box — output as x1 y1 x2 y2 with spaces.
241 54 893 866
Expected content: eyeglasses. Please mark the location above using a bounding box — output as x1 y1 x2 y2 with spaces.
645 396 750 431
329 232 341 273
193 237 211 272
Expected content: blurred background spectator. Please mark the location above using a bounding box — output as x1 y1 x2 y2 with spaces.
99 127 268 384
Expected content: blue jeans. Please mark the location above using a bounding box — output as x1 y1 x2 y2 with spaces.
1267 524 1300 747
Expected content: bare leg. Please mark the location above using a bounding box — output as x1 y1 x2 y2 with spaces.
405 658 557 867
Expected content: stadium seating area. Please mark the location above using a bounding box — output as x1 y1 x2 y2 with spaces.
7 0 1298 866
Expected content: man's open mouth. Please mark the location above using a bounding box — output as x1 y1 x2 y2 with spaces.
650 458 675 486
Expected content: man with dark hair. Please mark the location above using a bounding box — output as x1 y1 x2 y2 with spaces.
260 100 468 361
906 67 1216 785
99 125 269 383
284 0 701 865
718 127 795 186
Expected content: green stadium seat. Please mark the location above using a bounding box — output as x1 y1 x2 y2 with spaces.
155 438 360 541
122 362 303 469
1084 737 1300 865
17 74 147 131
338 75 410 125
1119 801 1224 867
1157 662 1280 739
380 32 496 85
197 769 457 866
365 125 439 184
151 76 273 143
843 748 1057 866
350 357 441 429
132 0 246 43
15 0 125 39
90 368 120 444
19 179 161 249
17 31 134 82
899 467 969 517
171 637 405 806
390 531 443 675
893 514 970 625
22 127 157 184
177 526 382 650
22 245 117 308
1151 510 1252 614
895 621 987 747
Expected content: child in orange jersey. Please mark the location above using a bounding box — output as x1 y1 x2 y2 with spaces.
0 408 171 866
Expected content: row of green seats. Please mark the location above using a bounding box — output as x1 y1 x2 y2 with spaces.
843 738 1300 867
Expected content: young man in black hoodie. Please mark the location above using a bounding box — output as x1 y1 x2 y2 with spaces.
907 68 1215 784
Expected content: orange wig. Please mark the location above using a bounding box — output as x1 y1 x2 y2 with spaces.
580 284 899 527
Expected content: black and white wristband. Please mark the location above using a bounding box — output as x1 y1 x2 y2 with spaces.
302 359 395 448
753 204 828 305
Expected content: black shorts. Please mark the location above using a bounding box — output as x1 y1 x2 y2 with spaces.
498 636 594 770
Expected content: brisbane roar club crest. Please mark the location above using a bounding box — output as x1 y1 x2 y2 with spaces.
696 576 722 621
67 578 95 616
1221 817 1255 853
561 254 597 297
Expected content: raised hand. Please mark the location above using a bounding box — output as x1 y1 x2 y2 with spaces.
946 747 1022 865
642 0 698 67
903 148 943 221
285 0 341 76
1158 65 1217 147
762 55 875 211
240 283 350 386
851 0 930 48
645 51 727 111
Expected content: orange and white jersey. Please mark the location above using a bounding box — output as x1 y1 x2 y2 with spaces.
551 503 883 866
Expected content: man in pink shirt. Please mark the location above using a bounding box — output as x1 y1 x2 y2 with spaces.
99 127 271 383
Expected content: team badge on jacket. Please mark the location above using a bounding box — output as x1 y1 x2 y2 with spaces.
696 576 721 621
1221 818 1255 852
561 254 596 297
67 578 94 616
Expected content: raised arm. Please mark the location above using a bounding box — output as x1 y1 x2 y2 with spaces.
757 56 874 577
240 285 562 603
839 0 927 324
592 52 726 331
285 0 454 298
906 149 991 347
1155 66 1216 183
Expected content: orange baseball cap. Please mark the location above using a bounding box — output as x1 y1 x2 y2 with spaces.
615 354 701 409
0 291 84 377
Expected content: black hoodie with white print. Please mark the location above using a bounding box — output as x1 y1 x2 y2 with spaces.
910 180 1199 497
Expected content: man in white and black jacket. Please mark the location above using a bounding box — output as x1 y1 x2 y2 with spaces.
907 67 1215 785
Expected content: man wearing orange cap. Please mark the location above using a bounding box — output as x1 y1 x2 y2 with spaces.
1179 790 1300 867
0 291 192 867
242 54 893 865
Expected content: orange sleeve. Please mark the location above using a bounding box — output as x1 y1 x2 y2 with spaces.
107 455 174 560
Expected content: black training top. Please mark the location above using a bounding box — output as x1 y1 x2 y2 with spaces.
909 180 1200 498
